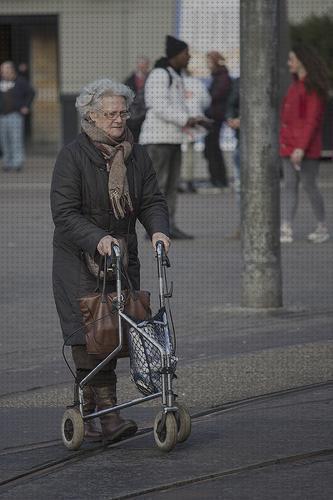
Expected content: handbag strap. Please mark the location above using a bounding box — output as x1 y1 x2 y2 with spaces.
94 255 107 294
122 264 139 299
94 243 134 299
101 256 107 300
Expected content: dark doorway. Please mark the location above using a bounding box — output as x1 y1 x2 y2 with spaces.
0 15 60 149
0 25 11 63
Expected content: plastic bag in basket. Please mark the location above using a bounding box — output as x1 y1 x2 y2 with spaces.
128 307 177 395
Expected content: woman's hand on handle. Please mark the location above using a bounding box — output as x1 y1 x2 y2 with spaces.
151 232 171 254
97 235 119 256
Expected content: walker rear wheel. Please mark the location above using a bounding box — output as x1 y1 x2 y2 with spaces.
175 403 191 443
153 411 178 452
61 408 84 450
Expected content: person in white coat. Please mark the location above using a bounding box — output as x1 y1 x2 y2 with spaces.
180 70 212 193
140 36 205 239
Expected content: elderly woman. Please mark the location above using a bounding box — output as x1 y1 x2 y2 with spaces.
50 79 170 443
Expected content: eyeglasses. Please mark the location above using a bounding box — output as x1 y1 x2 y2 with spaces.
100 110 131 121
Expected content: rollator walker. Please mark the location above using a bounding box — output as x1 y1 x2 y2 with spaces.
61 241 191 452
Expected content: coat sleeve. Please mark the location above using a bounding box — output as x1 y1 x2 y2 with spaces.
225 78 239 120
210 70 231 101
50 146 109 255
136 147 170 237
144 69 188 127
297 92 324 151
21 78 35 108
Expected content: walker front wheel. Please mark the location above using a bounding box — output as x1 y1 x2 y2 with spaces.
61 408 84 450
153 411 178 452
175 403 191 443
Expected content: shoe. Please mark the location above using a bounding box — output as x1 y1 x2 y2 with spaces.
2 165 23 172
94 385 137 443
280 223 293 243
186 181 198 194
169 226 194 240
308 224 330 243
100 412 137 443
212 180 228 188
82 385 102 442
177 182 197 194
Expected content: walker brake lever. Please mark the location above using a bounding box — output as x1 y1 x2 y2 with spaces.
155 241 170 267
164 281 173 298
162 255 171 268
106 254 116 272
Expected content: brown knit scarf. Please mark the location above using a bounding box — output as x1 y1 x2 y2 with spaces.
81 118 134 219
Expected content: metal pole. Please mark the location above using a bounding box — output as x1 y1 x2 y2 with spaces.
277 0 291 105
240 0 283 308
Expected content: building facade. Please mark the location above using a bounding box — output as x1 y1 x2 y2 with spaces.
0 0 176 146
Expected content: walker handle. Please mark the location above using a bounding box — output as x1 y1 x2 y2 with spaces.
111 243 121 258
155 240 170 267
107 243 120 270
155 240 165 254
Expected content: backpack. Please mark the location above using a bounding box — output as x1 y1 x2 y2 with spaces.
128 88 146 126
126 61 173 129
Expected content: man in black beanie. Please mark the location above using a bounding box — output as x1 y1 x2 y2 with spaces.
166 35 188 60
140 36 204 239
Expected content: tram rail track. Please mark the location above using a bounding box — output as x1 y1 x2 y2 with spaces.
115 448 333 499
0 380 332 495
1 379 331 457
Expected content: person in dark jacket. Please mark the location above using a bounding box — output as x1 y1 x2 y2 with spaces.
124 57 150 142
0 61 35 171
204 51 231 188
279 45 330 243
50 78 170 443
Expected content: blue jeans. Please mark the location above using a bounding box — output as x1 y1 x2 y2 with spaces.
0 112 25 169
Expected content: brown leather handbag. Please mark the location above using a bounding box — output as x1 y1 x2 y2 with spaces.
79 254 151 359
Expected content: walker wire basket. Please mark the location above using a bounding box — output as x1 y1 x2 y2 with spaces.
128 307 177 396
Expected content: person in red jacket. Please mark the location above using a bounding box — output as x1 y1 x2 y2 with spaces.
279 44 330 243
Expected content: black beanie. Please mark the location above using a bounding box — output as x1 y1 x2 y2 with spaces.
166 35 188 59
